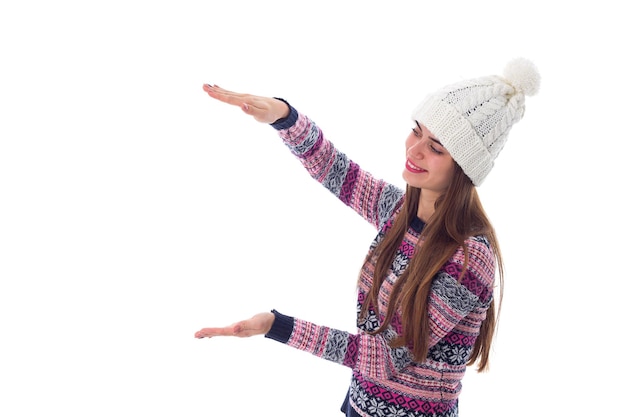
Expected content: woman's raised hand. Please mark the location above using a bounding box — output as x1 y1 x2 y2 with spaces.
202 84 290 124
195 312 276 339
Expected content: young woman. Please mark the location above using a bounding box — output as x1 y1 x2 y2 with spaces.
195 58 540 417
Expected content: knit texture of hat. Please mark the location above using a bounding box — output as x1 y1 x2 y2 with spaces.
412 58 540 186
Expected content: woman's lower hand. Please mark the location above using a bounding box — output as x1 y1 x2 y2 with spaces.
202 84 289 124
195 312 276 339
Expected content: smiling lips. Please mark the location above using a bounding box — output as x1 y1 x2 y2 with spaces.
406 159 427 173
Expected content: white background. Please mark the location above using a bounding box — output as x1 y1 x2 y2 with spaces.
1 1 624 416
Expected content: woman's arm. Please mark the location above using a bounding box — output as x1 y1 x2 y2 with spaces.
427 237 496 349
202 85 404 229
271 101 404 229
195 310 411 381
265 310 412 380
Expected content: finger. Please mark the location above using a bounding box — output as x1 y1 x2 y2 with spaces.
203 84 248 106
203 85 276 123
194 326 236 338
209 85 241 96
204 84 249 100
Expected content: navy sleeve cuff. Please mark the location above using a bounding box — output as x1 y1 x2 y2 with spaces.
270 98 299 130
265 309 294 344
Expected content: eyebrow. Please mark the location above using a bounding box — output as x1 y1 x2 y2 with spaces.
430 137 443 146
415 121 443 146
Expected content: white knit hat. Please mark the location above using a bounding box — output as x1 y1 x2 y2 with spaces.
412 58 541 186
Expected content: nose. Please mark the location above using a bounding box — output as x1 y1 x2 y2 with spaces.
407 138 426 160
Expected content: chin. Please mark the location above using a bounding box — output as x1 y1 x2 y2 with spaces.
403 179 424 189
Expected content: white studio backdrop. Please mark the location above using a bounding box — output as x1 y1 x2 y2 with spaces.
1 1 624 416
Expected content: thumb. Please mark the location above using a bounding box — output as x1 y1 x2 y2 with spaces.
233 322 244 334
241 103 252 114
240 102 267 123
232 319 251 336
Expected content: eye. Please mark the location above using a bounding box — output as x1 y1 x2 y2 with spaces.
412 127 422 138
430 144 444 155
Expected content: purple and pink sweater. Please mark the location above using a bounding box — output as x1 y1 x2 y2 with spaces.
265 103 496 417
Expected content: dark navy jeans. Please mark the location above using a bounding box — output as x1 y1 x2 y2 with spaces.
341 391 359 417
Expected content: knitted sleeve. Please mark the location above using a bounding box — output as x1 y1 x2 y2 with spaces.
271 102 403 230
266 310 413 381
427 236 496 349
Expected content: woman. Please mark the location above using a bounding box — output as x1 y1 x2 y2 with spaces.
195 58 540 417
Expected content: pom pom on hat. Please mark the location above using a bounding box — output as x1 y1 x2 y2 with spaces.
412 58 540 186
502 57 541 97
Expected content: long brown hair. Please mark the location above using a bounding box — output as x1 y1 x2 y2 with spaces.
359 162 503 372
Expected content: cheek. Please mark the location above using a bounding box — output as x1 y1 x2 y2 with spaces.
438 160 456 183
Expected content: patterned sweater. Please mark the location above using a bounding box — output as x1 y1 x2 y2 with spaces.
265 103 496 417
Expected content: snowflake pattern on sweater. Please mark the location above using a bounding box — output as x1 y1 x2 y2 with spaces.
265 104 495 417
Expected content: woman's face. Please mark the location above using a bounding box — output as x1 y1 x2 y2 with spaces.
402 122 455 196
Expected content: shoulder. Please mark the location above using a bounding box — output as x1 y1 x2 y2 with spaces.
465 235 496 277
378 196 406 234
